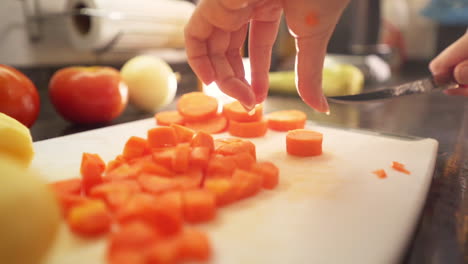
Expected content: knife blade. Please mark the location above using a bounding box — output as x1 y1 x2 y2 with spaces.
327 74 459 104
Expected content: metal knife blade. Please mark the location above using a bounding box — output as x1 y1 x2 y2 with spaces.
328 75 459 104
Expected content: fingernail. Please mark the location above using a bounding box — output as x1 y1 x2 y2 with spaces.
455 65 468 85
320 95 329 113
240 101 255 112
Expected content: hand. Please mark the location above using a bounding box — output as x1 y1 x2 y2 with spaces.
184 0 350 112
429 32 468 96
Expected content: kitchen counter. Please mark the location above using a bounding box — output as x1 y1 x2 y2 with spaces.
28 60 467 264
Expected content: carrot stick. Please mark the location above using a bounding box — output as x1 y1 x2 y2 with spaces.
391 161 411 174
222 101 263 122
155 111 185 126
286 129 323 157
184 115 227 134
266 110 307 131
177 92 219 122
228 119 268 138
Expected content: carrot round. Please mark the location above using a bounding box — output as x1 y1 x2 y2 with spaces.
177 92 218 122
228 119 268 138
266 110 307 131
184 115 227 134
222 101 263 122
155 111 185 126
286 129 323 157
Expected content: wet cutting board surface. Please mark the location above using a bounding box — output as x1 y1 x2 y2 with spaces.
32 118 438 264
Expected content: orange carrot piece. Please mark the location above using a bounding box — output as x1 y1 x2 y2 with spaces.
108 250 147 264
231 152 255 170
392 161 411 174
228 119 268 138
138 174 180 195
182 189 216 223
184 114 228 134
146 238 181 264
155 110 185 126
170 123 195 143
191 131 215 152
107 155 126 172
105 163 141 181
189 147 211 168
90 180 141 211
251 161 279 189
122 136 150 160
206 155 237 178
373 169 387 179
203 178 235 206
67 199 112 237
222 101 263 122
231 169 263 200
50 178 82 195
266 110 307 131
147 126 178 148
80 153 105 194
172 143 191 173
174 168 204 190
179 228 211 262
55 194 90 217
214 138 256 160
152 147 176 169
286 129 323 157
177 92 218 122
131 155 174 177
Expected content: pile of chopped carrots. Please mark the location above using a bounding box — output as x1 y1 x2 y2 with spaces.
49 124 279 264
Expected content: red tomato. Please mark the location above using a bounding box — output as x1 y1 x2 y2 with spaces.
0 64 40 127
49 66 128 124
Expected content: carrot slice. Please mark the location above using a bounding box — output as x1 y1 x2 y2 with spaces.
251 161 279 189
184 114 228 134
191 131 215 152
231 169 263 200
228 119 268 138
146 238 181 264
67 199 112 237
286 129 323 157
147 127 178 148
215 138 256 160
391 161 411 174
222 101 263 122
182 189 216 223
50 178 82 195
203 178 235 206
179 228 211 262
206 155 237 178
80 153 105 194
155 111 185 126
172 143 191 173
170 123 195 143
231 152 255 170
122 136 150 160
373 169 387 179
267 110 307 131
90 180 141 211
177 92 218 122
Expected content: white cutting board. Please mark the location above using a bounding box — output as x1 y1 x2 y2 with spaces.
32 118 438 264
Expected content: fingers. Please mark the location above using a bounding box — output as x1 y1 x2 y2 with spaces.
226 24 249 83
453 59 468 85
249 18 282 103
429 32 468 76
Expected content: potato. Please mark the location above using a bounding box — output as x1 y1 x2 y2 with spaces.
0 155 60 264
121 55 177 113
0 113 34 167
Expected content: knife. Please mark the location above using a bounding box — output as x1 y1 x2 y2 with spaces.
327 74 459 103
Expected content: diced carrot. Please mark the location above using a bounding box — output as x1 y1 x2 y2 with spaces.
215 138 256 160
177 92 218 122
203 178 235 206
172 143 190 173
231 169 263 200
109 221 160 252
49 178 82 195
191 131 215 152
189 147 211 168
108 250 147 264
373 169 387 179
107 155 126 172
182 189 216 223
122 136 150 160
391 161 411 174
266 110 307 131
170 123 195 143
228 119 268 138
184 114 228 134
286 129 323 157
138 174 180 195
67 199 112 237
55 194 90 217
147 127 178 148
80 153 105 194
90 180 141 211
206 155 237 178
136 158 174 177
174 169 204 190
179 228 211 262
105 163 141 181
152 147 176 169
251 161 279 189
231 152 255 170
155 111 185 126
146 238 181 264
222 101 263 122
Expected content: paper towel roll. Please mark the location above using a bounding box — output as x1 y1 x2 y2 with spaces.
65 0 195 52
